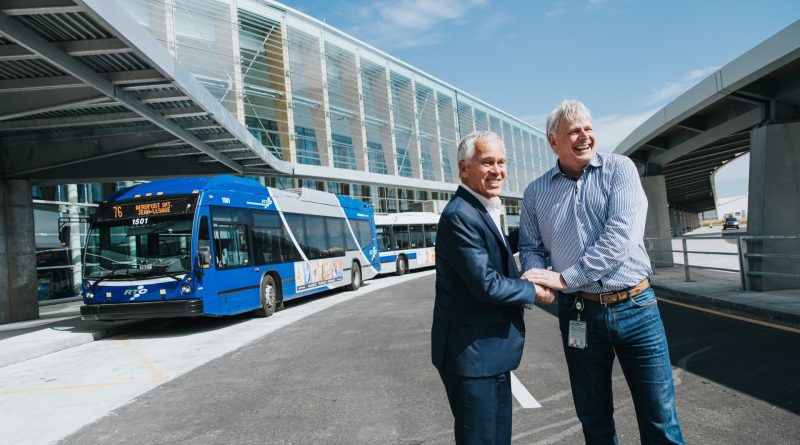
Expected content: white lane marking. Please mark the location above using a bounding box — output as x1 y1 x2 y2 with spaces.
538 389 571 403
510 371 541 408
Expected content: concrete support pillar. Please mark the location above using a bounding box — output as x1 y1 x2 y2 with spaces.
641 175 674 268
67 185 82 298
0 179 38 323
747 122 800 290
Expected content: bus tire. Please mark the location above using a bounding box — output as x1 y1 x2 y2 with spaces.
395 255 408 276
347 261 362 291
254 274 278 317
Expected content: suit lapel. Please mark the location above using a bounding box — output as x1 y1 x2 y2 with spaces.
456 186 511 253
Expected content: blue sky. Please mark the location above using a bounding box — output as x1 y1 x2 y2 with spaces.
280 0 800 198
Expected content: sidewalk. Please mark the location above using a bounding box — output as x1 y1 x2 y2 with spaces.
1 269 799 370
0 299 155 368
650 266 800 327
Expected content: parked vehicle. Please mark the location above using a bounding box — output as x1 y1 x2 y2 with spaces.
79 176 380 321
723 216 740 230
374 212 439 276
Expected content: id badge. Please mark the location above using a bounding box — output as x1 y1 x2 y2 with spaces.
568 320 587 349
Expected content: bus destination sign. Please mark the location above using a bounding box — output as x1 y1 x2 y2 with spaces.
97 195 197 221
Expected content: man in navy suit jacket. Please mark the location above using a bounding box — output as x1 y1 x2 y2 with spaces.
432 131 555 444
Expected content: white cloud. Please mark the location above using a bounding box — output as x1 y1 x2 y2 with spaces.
546 2 568 17
647 66 718 105
586 0 606 10
593 109 659 152
345 0 488 51
520 112 549 133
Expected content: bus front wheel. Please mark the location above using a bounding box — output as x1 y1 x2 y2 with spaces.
395 256 408 276
254 274 278 317
347 261 362 291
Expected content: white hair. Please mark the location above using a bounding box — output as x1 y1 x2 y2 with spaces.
457 131 503 164
545 99 592 138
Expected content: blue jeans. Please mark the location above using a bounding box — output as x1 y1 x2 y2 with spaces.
558 286 684 445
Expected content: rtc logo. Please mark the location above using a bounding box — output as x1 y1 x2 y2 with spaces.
124 285 148 300
368 246 377 261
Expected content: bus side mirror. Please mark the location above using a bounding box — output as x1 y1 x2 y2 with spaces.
197 246 212 269
58 226 70 247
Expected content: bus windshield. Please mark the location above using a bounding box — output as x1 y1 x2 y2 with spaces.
84 215 194 280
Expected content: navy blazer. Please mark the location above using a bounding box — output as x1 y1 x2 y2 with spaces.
431 186 536 377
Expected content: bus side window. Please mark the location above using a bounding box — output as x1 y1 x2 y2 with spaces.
198 216 210 250
304 215 326 259
376 225 390 252
252 211 301 265
356 220 374 249
409 225 423 248
325 217 347 257
424 224 437 247
395 225 410 250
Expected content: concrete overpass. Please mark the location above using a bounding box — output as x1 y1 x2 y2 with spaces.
615 19 800 291
0 0 291 322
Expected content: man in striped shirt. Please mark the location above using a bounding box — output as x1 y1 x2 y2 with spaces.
519 100 684 444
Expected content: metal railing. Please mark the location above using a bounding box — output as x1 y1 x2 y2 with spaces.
644 234 800 291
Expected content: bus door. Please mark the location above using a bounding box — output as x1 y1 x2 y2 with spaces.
194 212 221 314
208 207 260 314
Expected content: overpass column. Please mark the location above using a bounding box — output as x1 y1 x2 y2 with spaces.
641 175 674 268
747 122 800 290
0 179 38 323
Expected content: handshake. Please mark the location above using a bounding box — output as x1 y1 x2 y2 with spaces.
521 268 567 305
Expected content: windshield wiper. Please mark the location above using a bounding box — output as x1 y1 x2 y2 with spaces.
147 272 186 282
91 270 137 286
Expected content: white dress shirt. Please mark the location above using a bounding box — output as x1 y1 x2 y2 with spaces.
461 184 504 236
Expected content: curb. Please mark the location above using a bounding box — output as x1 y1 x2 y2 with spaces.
0 319 155 369
651 285 800 327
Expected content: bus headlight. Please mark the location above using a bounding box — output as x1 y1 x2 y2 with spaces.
180 283 192 295
86 290 94 300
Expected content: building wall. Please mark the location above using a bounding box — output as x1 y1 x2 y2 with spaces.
119 0 555 212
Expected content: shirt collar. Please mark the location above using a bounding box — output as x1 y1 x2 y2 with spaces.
549 152 604 180
460 184 502 212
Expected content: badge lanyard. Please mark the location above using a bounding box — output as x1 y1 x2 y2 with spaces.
568 297 587 349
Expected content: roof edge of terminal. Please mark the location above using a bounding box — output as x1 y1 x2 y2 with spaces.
253 0 544 135
78 0 293 176
614 19 800 157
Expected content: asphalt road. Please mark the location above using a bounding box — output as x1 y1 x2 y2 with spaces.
4 271 798 444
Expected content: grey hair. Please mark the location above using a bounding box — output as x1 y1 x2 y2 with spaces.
457 131 503 164
545 99 592 138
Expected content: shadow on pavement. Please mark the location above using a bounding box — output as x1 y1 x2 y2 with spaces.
529 288 800 415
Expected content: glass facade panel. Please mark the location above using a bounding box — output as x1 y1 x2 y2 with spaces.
416 83 440 181
390 72 418 178
173 0 238 115
326 42 361 170
456 100 474 140
474 108 489 131
239 11 288 159
436 93 458 183
288 26 328 166
361 59 393 174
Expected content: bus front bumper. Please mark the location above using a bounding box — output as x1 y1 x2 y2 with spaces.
80 299 204 321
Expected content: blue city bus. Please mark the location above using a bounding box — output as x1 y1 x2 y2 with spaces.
79 176 380 320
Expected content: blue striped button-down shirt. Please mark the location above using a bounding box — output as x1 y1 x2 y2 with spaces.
519 152 652 293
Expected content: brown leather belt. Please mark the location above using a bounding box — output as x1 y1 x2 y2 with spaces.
576 278 650 304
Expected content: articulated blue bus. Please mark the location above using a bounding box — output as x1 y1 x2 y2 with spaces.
80 176 380 320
